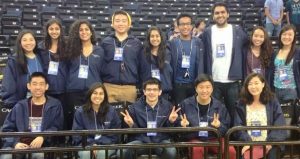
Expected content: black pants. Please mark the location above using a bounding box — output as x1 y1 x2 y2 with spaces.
173 83 195 105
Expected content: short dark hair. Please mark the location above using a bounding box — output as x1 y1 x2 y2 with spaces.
176 13 193 26
143 78 162 90
29 72 48 84
195 19 205 28
211 2 229 15
194 74 214 88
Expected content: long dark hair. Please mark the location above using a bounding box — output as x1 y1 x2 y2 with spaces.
249 26 273 68
65 19 97 60
15 29 38 74
278 24 297 65
83 82 110 124
240 73 274 105
43 18 66 59
144 26 166 71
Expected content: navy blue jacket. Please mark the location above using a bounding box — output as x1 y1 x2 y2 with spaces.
201 25 248 80
72 106 121 146
100 34 151 86
145 53 173 93
126 96 175 143
168 37 205 83
268 48 300 98
66 45 104 93
38 43 67 95
2 96 64 147
1 54 43 108
179 96 231 139
234 99 287 142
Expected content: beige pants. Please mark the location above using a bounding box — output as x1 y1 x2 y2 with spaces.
104 83 137 103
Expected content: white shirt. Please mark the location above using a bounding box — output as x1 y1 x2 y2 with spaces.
211 24 234 83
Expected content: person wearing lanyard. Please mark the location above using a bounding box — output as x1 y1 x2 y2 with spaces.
1 30 43 108
144 26 173 100
201 2 248 126
168 13 205 104
244 26 273 79
72 82 121 159
235 73 286 159
38 18 67 105
0 72 64 159
269 25 300 105
179 74 236 159
64 19 104 131
121 78 180 159
101 10 150 104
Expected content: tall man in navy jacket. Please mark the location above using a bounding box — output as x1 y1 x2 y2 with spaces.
101 10 150 104
201 2 248 124
121 78 180 159
168 13 205 104
0 72 64 159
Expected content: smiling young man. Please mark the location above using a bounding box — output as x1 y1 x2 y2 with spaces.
101 10 150 104
168 13 205 104
1 72 64 159
201 2 248 125
121 78 180 159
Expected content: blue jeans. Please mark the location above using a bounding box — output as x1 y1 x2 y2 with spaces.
123 140 176 159
275 88 298 102
78 149 115 159
213 81 241 126
265 23 281 37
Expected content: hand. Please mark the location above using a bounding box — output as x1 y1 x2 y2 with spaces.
266 145 272 153
121 110 134 128
15 143 29 149
30 136 44 148
272 19 277 25
210 113 221 128
241 145 250 155
168 106 181 123
180 114 189 127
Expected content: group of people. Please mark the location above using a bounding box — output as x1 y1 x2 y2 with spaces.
0 1 299 159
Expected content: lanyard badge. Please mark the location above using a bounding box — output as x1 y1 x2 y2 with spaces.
216 44 225 58
251 121 261 137
29 117 42 132
151 69 161 80
198 122 208 137
78 65 89 79
147 121 157 136
114 47 124 61
48 61 59 75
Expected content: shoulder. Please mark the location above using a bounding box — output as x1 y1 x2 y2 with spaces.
46 96 62 107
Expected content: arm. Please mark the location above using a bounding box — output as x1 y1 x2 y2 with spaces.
71 110 85 145
234 106 252 141
267 100 287 141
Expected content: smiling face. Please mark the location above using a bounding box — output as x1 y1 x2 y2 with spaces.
280 29 295 47
143 84 162 105
27 76 48 98
247 76 265 98
213 6 229 27
112 14 130 35
48 23 61 40
178 17 193 38
21 33 36 54
251 28 265 48
196 81 213 101
150 30 161 49
79 23 92 42
90 87 105 107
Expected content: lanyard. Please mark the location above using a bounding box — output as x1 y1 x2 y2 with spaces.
29 99 45 130
93 111 104 130
146 104 160 122
113 39 129 49
251 50 262 71
48 51 59 62
79 54 90 66
27 57 39 75
178 38 193 57
196 101 211 124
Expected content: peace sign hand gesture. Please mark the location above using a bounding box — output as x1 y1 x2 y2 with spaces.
210 113 220 128
168 106 181 123
121 110 134 128
180 114 189 127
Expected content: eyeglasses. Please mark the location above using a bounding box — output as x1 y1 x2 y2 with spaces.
178 23 192 26
145 88 160 92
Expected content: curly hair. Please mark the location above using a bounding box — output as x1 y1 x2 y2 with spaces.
65 19 97 60
249 26 273 68
240 73 274 105
144 26 166 71
43 18 66 59
278 24 297 65
15 29 38 74
83 82 110 124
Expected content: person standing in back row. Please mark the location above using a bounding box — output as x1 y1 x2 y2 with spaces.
101 10 150 104
201 2 248 125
